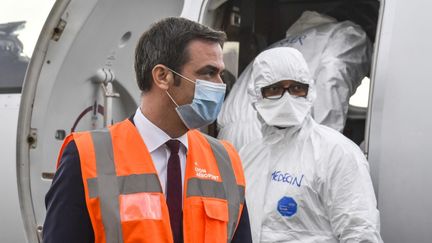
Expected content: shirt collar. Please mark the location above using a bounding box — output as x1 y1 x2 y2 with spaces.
133 107 188 152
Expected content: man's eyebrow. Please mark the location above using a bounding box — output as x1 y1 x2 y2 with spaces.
196 65 223 74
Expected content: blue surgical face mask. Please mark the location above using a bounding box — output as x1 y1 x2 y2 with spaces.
166 68 226 129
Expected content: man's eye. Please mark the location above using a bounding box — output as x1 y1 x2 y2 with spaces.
269 86 283 92
291 85 302 91
207 70 217 76
292 84 308 92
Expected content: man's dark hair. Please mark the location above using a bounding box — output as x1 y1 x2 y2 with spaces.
135 17 226 92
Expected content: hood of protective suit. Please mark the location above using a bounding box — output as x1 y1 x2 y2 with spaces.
249 47 316 129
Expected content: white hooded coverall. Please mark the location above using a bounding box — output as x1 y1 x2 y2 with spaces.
240 47 382 243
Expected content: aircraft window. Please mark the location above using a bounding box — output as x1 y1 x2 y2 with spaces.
349 77 370 108
0 0 55 93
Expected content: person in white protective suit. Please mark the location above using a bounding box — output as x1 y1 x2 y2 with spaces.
218 11 371 150
240 47 382 243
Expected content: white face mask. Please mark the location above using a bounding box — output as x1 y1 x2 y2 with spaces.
254 93 311 128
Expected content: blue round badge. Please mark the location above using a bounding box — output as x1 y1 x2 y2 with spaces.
277 196 297 217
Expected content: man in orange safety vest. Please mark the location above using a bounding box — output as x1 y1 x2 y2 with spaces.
43 17 252 243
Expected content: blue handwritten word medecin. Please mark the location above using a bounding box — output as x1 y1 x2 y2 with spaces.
271 171 304 187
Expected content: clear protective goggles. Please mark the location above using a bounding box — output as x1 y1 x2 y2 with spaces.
261 81 309 100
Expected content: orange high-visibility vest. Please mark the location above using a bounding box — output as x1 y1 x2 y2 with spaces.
56 119 246 243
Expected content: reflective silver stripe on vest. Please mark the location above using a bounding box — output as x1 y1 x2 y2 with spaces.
90 130 124 243
203 135 244 242
186 179 244 204
187 177 226 199
88 173 162 199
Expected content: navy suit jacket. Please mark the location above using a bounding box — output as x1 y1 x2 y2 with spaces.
43 128 252 243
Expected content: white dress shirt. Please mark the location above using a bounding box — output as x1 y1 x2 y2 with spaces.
133 107 188 195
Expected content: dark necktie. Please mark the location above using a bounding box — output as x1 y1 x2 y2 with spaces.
165 140 182 243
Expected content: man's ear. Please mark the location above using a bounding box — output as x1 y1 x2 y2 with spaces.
152 64 173 91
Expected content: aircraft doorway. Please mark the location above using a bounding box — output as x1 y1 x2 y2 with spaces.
201 0 381 150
